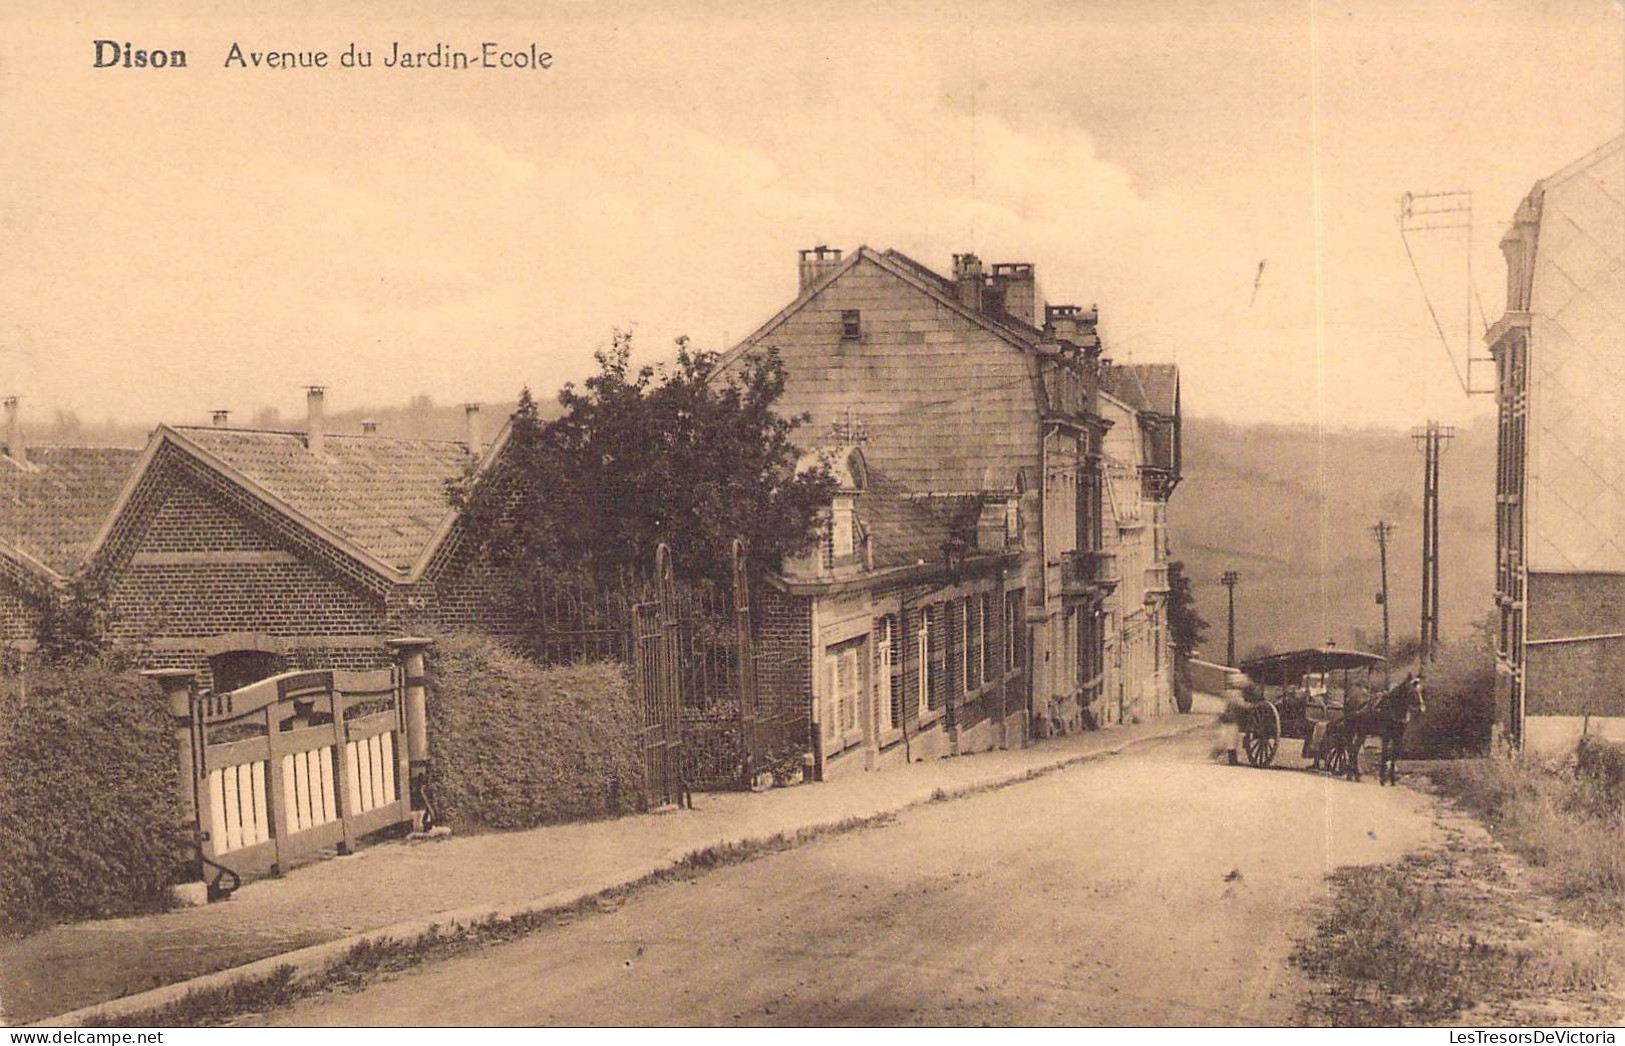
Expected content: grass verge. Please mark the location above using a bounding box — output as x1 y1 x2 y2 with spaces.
1421 752 1622 928
1295 744 1624 1026
83 813 895 1028
1293 842 1617 1025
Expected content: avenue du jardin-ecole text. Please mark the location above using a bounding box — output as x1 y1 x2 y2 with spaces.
92 40 554 70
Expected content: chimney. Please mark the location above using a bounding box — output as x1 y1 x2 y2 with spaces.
361 419 379 435
463 403 483 457
305 386 326 455
3 396 24 467
991 263 1044 327
952 253 985 311
211 409 230 428
798 245 843 292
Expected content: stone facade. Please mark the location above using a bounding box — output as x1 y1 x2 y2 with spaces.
718 246 1182 763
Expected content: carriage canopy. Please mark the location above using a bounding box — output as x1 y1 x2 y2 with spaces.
1239 647 1386 687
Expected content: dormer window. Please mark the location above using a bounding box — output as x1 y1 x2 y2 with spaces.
1005 499 1021 542
831 497 855 558
841 309 861 340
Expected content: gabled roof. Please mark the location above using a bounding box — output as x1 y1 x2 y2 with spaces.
88 421 512 582
1101 363 1179 417
179 427 473 570
0 446 143 578
713 246 1048 378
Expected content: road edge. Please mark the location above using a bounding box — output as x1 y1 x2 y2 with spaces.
37 715 1215 1027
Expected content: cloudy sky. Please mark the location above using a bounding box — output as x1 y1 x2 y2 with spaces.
2 0 1620 431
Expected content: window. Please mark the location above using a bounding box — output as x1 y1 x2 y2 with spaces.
951 599 967 698
965 596 982 692
841 309 861 340
922 604 945 713
878 615 901 733
831 498 855 558
825 640 862 751
1005 499 1021 541
1006 589 1027 675
982 592 998 681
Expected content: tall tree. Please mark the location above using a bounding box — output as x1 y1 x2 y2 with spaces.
453 332 836 589
1166 559 1207 659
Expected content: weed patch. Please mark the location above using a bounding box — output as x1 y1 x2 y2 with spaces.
1423 755 1622 927
1293 845 1620 1026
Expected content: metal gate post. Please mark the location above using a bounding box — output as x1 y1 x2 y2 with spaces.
732 538 756 786
386 637 435 828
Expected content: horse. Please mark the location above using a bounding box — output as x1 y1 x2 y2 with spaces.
1335 674 1426 785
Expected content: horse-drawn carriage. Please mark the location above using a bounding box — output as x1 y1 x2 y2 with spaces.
1226 647 1418 780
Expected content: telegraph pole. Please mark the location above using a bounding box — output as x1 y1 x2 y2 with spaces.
1220 570 1241 667
1371 521 1395 657
1411 422 1454 663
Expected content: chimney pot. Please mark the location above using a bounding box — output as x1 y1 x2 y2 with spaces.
798 245 843 292
953 253 985 311
305 386 326 455
3 396 23 467
463 403 483 457
211 409 230 428
991 262 1044 327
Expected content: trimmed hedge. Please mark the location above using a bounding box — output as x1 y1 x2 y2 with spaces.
0 663 184 933
425 632 645 831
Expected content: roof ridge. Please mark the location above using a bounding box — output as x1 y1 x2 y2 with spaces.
176 425 471 446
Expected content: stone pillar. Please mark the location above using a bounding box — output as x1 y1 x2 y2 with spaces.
143 668 205 895
386 637 434 826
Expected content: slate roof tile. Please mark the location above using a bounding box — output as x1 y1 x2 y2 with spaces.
176 427 474 571
0 446 144 575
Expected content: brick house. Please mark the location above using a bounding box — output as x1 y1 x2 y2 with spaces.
1487 136 1625 750
2 391 515 691
718 246 1182 762
751 442 1028 778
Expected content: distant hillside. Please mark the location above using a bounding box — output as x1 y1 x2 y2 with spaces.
1168 415 1497 662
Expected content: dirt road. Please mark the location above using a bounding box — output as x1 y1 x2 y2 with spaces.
261 729 1444 1026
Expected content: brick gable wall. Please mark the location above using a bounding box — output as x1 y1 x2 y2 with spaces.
89 443 399 689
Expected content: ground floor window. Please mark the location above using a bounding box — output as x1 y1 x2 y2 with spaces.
824 637 864 751
923 604 945 713
965 596 983 692
877 614 901 732
1005 589 1026 676
982 592 998 681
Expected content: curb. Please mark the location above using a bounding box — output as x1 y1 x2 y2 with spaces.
37 716 1214 1027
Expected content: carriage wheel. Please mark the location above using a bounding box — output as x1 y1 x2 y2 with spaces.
1244 703 1280 767
1324 744 1349 776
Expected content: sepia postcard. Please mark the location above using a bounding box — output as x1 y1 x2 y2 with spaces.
1 0 1622 1033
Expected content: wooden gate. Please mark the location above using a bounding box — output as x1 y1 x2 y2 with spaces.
189 668 413 882
632 545 684 806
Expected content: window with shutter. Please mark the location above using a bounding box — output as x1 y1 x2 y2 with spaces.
878 615 900 733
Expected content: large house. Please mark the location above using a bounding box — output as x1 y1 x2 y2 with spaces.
1488 136 1625 750
717 246 1182 776
1 390 515 690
